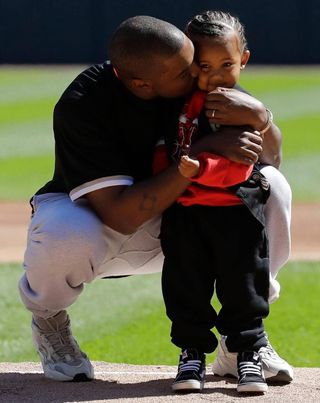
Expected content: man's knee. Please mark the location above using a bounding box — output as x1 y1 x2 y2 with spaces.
259 166 291 299
21 195 108 314
25 196 107 277
260 165 292 208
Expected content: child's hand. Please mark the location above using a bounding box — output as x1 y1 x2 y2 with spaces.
178 155 200 178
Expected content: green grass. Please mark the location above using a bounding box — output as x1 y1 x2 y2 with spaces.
239 66 320 93
1 261 319 366
0 66 320 202
1 67 318 369
0 156 54 199
240 67 320 202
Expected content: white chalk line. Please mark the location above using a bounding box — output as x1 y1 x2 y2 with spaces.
0 370 176 376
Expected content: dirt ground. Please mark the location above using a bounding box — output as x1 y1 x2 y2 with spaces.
0 201 319 263
0 362 319 403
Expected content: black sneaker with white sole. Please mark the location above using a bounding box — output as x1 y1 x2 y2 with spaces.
172 348 206 393
237 351 268 393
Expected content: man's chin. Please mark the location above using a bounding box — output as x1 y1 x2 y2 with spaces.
183 80 198 97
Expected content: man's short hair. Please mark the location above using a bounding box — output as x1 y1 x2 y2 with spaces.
109 16 185 78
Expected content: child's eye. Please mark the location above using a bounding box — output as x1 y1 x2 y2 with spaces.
200 64 210 72
223 62 233 68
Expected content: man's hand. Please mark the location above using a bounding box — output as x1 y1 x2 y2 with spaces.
191 126 263 166
203 87 282 167
204 87 268 130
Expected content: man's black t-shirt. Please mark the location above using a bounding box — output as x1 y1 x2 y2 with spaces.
37 62 183 200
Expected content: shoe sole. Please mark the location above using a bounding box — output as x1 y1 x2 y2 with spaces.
237 383 268 393
172 379 203 393
44 368 94 382
72 373 94 382
266 370 293 383
213 369 293 383
35 340 95 382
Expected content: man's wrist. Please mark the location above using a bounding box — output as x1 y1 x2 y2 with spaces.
258 109 273 135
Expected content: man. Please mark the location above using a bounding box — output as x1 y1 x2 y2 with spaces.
19 15 292 383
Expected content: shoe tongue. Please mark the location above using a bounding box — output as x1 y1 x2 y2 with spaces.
241 351 259 361
34 311 68 331
182 348 199 361
33 317 56 331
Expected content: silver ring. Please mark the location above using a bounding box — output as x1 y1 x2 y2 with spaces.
211 109 216 118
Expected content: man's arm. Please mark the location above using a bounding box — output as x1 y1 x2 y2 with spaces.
191 126 263 165
204 88 282 168
85 164 190 234
86 88 280 234
85 123 266 235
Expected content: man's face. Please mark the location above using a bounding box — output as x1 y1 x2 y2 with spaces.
152 36 198 98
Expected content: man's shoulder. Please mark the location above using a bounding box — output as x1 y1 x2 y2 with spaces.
58 62 113 104
54 62 115 117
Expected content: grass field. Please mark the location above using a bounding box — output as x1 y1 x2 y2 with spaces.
0 66 319 367
0 261 319 366
0 65 320 201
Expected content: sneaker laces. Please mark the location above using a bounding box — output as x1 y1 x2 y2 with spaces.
40 318 82 361
178 359 202 373
238 360 262 377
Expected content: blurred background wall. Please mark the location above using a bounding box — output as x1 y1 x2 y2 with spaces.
1 0 319 64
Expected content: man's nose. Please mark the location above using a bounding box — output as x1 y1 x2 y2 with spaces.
190 61 200 78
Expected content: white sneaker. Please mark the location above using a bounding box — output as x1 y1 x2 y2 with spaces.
259 340 294 382
212 335 293 383
32 310 94 381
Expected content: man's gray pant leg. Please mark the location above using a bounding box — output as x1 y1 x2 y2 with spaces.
19 193 163 319
260 165 292 303
19 193 112 318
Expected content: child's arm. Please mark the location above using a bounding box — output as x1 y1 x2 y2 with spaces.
178 155 200 178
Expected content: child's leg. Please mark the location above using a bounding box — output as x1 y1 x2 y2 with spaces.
211 205 269 393
213 205 269 352
160 204 218 354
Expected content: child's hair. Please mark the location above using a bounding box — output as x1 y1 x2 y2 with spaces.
186 10 248 52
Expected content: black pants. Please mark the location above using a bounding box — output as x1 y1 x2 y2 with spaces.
160 203 269 354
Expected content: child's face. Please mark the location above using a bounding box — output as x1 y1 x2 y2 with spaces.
194 31 250 92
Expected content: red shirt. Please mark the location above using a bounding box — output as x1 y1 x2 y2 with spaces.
153 90 253 207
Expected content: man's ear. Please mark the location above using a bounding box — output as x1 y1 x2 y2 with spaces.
240 50 250 69
131 78 154 95
131 78 153 91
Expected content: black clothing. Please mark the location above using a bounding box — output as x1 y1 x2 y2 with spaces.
160 83 270 354
172 348 206 392
231 166 270 227
37 62 183 199
160 203 269 354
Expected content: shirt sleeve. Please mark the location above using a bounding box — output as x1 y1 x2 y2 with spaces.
190 152 253 188
54 99 133 200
